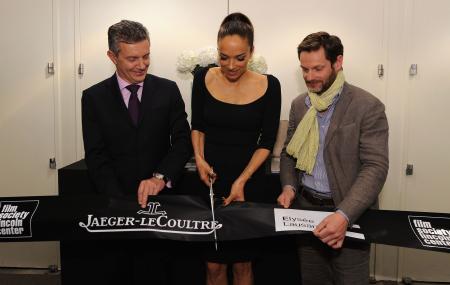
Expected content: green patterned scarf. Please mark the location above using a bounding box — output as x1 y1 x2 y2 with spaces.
286 70 345 174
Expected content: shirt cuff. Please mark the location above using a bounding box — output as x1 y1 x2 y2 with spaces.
153 172 172 188
283 185 297 194
336 209 349 223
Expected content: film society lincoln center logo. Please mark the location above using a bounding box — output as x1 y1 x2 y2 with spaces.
0 200 39 238
409 215 450 250
79 201 222 235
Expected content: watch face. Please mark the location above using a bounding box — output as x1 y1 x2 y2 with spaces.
154 173 164 180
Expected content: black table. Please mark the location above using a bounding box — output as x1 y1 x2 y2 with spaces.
58 160 300 285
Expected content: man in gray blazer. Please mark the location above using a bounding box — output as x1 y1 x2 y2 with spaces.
277 32 389 285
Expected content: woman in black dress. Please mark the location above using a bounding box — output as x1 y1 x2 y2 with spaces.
191 12 281 285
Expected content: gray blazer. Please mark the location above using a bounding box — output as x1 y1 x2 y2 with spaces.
280 82 389 223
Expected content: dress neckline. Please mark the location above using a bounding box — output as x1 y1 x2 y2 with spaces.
203 68 270 106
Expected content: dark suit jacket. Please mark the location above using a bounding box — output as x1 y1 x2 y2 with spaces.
82 74 192 197
280 82 389 223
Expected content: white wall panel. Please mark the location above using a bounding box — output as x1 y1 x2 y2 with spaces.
0 0 59 268
399 0 450 281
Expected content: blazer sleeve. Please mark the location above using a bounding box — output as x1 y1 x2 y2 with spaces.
154 81 192 184
81 90 123 197
337 100 389 223
280 97 302 191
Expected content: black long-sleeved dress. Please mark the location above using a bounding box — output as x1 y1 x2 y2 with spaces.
191 67 281 262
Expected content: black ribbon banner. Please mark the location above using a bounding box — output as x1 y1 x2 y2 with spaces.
0 195 449 253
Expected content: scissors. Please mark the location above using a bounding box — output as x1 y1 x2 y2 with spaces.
208 169 218 250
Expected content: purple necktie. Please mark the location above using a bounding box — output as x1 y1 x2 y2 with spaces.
126 84 140 126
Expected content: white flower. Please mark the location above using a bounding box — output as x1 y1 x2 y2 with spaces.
197 46 218 67
248 53 267 74
176 50 198 73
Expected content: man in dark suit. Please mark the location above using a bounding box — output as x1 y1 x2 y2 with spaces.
79 20 192 284
277 32 389 284
82 20 191 206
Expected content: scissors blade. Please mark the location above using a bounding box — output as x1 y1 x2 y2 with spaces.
209 177 218 250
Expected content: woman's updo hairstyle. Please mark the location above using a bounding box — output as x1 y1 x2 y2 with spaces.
217 12 254 51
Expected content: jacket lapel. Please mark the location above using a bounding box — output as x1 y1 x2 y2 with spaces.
325 82 353 147
138 74 157 125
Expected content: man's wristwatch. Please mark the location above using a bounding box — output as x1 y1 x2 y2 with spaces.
153 173 167 183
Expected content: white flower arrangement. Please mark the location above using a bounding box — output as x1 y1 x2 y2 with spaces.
176 46 268 75
248 54 268 74
176 50 199 73
197 46 218 68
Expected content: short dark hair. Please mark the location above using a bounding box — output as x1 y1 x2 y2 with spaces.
297 32 343 64
217 12 254 50
108 20 149 54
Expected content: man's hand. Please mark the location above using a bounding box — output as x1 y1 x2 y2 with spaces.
313 212 349 249
277 186 296 208
137 177 166 208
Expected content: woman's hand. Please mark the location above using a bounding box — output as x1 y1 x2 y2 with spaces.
223 178 246 206
195 156 216 187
